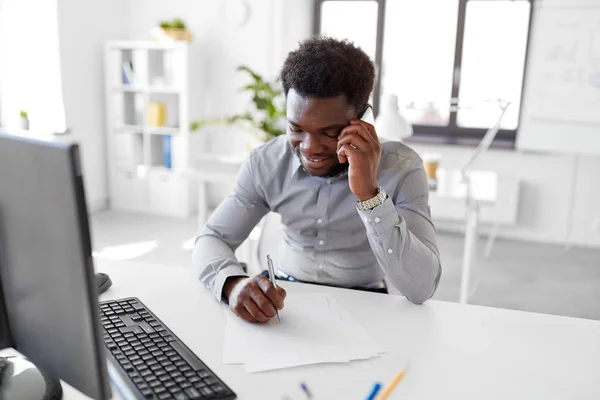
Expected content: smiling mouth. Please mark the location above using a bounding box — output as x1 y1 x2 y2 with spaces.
301 154 332 165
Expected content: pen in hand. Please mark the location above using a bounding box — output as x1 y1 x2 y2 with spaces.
266 255 281 322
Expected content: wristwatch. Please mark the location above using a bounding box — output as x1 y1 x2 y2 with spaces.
356 187 388 211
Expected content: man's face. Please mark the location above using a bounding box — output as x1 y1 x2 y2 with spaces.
286 89 358 177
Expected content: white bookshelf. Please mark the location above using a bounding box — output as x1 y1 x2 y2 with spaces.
104 40 196 218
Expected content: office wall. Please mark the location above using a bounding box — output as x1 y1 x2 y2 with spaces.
57 0 131 212
127 0 312 205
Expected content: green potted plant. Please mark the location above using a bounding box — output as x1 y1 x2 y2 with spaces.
19 110 29 130
154 18 192 42
190 66 286 143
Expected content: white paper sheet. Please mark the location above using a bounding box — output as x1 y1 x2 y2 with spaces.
222 293 385 372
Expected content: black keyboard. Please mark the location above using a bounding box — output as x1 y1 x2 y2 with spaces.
100 298 236 400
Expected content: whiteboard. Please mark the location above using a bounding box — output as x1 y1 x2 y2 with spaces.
518 1 600 156
526 6 600 123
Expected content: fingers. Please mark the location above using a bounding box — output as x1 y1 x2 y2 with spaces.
337 132 369 162
229 275 286 323
233 306 257 323
350 119 379 143
256 276 285 310
244 297 270 323
276 286 287 301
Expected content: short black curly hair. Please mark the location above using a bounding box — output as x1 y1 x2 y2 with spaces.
281 36 375 112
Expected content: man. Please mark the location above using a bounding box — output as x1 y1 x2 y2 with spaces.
193 36 441 323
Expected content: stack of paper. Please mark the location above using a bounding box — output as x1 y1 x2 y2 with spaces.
223 293 385 373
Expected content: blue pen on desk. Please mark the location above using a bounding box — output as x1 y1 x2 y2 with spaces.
365 382 382 400
300 382 313 399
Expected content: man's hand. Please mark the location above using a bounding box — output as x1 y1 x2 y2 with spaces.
337 120 382 201
222 275 286 323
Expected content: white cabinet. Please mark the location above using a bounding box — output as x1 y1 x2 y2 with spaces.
149 169 196 218
111 169 148 212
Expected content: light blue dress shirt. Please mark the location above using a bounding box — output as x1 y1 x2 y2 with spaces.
193 135 441 304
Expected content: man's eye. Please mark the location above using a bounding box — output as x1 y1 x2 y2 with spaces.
289 125 303 133
323 132 338 139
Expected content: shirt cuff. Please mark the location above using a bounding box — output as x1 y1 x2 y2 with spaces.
212 265 248 303
356 196 400 235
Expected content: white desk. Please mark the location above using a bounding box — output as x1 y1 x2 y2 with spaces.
50 259 600 399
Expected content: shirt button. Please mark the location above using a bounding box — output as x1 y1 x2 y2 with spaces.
326 179 332 185
318 265 323 270
387 248 393 254
319 240 324 246
317 218 323 224
374 217 381 223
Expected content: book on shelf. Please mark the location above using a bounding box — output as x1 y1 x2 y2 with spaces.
121 62 134 84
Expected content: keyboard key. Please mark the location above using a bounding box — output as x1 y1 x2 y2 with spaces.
165 336 177 342
155 369 167 377
211 384 226 394
184 371 196 378
139 349 150 356
198 370 210 379
149 380 162 388
154 386 167 394
132 360 145 368
203 377 218 385
193 381 207 389
158 393 171 400
165 366 177 373
140 369 153 377
136 382 149 391
125 350 136 357
159 375 170 382
199 387 214 397
120 326 144 335
121 363 134 372
133 377 145 385
174 376 186 384
170 371 183 379
171 343 205 372
152 351 163 357
147 359 158 367
179 366 191 373
189 376 200 383
164 381 176 388
140 388 154 398
148 346 159 352
142 354 153 361
130 354 141 362
131 314 143 321
140 322 156 334
185 388 202 399
174 393 188 400
156 356 168 363
180 382 192 389
150 364 162 371
169 386 183 394
106 342 118 350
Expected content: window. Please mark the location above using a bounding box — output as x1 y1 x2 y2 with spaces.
315 0 533 145
0 0 66 132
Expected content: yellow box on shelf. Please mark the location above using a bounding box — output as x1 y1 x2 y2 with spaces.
146 101 167 126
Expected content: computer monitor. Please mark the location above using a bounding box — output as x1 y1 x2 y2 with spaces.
0 131 111 399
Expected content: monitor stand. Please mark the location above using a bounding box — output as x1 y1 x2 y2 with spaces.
0 356 62 400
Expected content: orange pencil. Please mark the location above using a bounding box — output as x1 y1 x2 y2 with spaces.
378 368 407 400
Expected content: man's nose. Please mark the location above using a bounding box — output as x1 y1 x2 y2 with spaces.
300 133 325 154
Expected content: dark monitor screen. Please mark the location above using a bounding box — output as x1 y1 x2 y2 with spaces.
0 131 110 399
